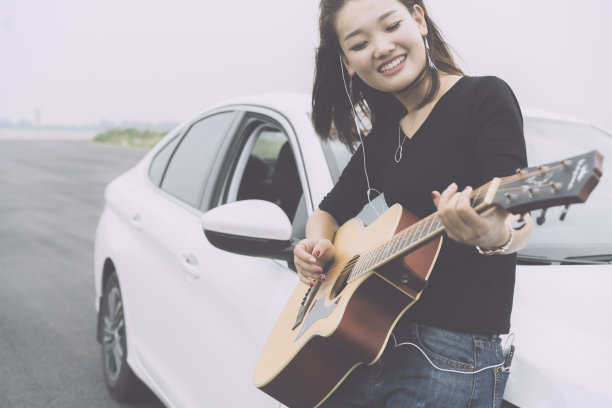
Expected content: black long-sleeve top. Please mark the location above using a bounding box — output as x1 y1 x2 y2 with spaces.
319 76 527 334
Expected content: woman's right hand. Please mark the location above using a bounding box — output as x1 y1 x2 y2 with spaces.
293 238 335 286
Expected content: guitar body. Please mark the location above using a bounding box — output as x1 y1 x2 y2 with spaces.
254 204 443 408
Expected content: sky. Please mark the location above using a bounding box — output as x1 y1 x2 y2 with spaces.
1 0 611 131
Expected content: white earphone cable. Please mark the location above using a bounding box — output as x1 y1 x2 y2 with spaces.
339 55 382 216
390 333 505 375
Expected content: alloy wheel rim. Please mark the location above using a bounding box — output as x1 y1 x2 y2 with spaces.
103 286 125 385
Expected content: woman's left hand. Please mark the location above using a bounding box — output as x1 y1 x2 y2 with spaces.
432 183 510 248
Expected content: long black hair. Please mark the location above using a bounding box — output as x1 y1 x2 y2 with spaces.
312 0 464 152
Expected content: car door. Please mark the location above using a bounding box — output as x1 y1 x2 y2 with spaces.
165 110 309 407
119 110 243 405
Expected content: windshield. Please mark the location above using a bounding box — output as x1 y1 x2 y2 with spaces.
322 117 612 259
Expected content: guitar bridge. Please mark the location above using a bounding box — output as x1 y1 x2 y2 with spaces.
292 282 321 330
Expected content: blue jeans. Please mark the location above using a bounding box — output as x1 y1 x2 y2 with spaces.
319 322 509 408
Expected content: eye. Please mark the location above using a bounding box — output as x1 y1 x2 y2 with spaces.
386 21 401 31
350 41 368 51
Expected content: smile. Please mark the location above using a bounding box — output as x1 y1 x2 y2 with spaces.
378 55 406 73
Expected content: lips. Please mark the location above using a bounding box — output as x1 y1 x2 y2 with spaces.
378 55 406 73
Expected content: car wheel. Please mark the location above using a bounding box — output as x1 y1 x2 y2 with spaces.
101 272 145 401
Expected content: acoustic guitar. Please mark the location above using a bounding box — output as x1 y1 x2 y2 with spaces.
253 150 603 408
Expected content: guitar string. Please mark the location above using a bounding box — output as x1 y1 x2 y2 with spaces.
318 184 488 281
314 165 563 282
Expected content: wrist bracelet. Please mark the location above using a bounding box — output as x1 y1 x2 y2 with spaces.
476 222 514 255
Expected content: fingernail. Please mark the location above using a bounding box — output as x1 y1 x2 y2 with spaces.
320 275 326 281
431 191 439 199
313 249 320 257
316 267 323 273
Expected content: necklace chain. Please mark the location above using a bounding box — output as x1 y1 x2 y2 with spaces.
395 112 419 163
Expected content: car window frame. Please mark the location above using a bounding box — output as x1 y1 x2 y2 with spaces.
206 107 312 233
147 129 184 187
224 123 287 204
146 109 244 214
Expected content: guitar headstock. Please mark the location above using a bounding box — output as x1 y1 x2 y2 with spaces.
475 150 603 217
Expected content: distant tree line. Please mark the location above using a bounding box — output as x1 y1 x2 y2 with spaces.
93 128 167 149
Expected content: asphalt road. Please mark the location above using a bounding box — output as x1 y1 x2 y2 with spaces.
0 141 165 408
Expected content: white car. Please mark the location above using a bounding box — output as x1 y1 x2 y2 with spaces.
94 93 611 407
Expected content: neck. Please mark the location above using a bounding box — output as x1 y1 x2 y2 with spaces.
393 67 433 112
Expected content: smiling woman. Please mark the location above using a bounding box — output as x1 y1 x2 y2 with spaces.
293 0 534 407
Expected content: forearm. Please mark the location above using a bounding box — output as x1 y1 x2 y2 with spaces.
305 208 339 241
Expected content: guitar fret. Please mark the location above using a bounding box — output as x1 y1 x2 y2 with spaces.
414 220 425 243
404 227 415 249
425 216 437 237
389 235 401 258
368 245 377 268
398 230 410 253
376 241 389 264
381 240 393 264
432 216 444 234
405 225 416 248
422 219 432 238
350 212 447 283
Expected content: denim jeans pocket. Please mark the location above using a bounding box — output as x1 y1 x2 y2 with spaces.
415 324 476 371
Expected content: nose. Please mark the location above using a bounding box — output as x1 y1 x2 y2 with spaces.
372 35 394 59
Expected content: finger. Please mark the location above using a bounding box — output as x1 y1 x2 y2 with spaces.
439 192 465 238
294 241 317 263
436 183 458 211
431 190 441 208
294 257 322 276
454 186 482 227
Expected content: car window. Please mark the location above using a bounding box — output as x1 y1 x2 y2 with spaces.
225 122 304 223
521 119 612 258
160 111 234 208
148 133 182 186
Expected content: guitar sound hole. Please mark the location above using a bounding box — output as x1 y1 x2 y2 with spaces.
330 255 359 298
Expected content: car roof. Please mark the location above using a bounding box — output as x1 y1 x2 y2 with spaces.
186 92 610 136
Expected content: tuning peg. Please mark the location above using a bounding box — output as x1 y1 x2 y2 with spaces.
528 186 539 198
559 205 570 221
515 168 527 176
505 193 518 204
550 182 563 193
536 208 547 225
561 160 573 169
512 214 528 230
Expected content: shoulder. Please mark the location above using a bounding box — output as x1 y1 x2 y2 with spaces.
458 75 515 96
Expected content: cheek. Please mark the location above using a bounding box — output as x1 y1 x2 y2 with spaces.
347 55 372 76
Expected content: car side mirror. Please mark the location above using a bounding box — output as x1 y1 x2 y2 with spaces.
201 200 296 262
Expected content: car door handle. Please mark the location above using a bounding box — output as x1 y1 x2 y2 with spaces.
130 213 142 230
180 253 201 279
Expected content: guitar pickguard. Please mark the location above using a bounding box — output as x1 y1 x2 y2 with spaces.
294 296 338 341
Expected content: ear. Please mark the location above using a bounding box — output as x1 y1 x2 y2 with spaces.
411 5 428 37
340 54 356 77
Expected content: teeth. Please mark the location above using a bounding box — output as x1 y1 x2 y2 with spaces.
380 55 406 72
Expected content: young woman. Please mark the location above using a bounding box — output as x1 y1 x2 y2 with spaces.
293 0 533 406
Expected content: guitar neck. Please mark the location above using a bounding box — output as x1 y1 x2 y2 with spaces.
349 179 499 281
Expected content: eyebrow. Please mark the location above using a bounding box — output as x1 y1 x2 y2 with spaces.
343 10 398 42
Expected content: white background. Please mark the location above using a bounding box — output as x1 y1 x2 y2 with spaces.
1 0 610 131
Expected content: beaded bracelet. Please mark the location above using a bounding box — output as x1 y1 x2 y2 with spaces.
476 222 514 255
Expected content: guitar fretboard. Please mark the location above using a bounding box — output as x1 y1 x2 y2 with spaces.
348 213 445 280
348 184 492 281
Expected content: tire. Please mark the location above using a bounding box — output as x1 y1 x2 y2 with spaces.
100 272 146 401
